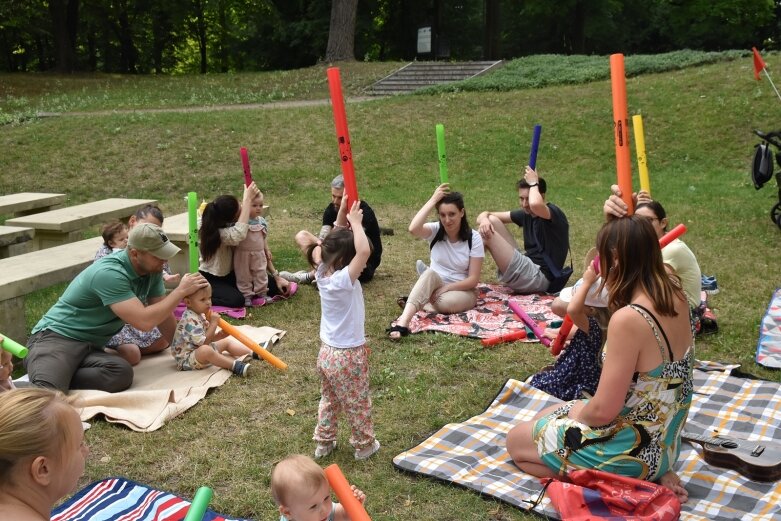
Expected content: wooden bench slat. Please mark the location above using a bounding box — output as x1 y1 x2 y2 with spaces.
0 225 35 247
0 192 66 215
5 198 157 232
0 236 103 301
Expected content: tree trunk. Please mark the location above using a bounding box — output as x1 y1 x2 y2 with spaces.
325 0 358 62
48 0 79 72
193 0 208 73
483 0 500 60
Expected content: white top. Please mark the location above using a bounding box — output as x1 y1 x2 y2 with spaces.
316 264 365 348
662 238 701 309
199 222 249 277
423 222 484 284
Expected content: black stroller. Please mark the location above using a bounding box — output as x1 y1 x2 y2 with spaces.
751 129 781 229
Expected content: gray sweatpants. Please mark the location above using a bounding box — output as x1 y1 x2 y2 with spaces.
25 329 133 393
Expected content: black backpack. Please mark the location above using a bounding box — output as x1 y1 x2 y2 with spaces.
752 142 774 190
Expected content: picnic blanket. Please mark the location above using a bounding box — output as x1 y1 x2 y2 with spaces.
174 303 246 321
52 477 251 521
72 325 285 432
407 284 557 342
393 361 781 520
756 287 781 368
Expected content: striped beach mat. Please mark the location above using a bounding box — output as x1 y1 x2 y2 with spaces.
52 477 251 521
407 283 557 341
392 361 781 520
756 287 781 368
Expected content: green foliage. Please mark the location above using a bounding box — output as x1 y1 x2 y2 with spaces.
420 50 748 94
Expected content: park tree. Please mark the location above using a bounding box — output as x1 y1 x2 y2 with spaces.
325 0 358 61
48 0 79 72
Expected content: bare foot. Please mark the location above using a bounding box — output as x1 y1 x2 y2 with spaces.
659 470 688 503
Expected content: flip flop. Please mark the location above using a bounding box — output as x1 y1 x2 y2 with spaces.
386 324 410 340
396 296 408 309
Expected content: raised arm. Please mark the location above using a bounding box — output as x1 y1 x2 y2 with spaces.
603 184 639 219
346 202 370 282
111 273 209 332
409 183 449 239
524 166 551 220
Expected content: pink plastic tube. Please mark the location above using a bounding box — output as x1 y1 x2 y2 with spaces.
508 300 551 347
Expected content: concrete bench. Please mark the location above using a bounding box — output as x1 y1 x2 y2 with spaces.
0 192 66 217
5 198 157 249
0 236 103 343
0 225 36 258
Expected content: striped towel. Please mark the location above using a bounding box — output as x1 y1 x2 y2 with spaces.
52 477 251 521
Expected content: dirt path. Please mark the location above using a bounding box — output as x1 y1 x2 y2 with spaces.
37 96 382 117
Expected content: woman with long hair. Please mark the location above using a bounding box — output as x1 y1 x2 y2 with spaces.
388 184 484 340
506 214 694 502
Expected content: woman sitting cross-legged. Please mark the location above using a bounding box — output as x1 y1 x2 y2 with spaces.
388 184 484 340
505 214 694 503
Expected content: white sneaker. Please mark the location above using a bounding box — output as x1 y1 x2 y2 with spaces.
314 441 336 459
416 259 428 276
280 270 314 284
354 439 380 460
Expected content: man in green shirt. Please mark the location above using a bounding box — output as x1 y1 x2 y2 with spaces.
25 223 209 392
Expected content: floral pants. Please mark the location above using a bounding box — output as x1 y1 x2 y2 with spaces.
313 342 375 450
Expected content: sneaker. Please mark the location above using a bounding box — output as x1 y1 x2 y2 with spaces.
280 270 314 285
244 297 253 307
354 439 380 461
314 441 336 459
231 360 250 377
701 277 719 295
416 259 428 276
251 340 271 360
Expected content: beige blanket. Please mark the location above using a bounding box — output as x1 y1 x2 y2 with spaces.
72 325 286 432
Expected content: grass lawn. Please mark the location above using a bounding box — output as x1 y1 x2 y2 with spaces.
1 52 779 520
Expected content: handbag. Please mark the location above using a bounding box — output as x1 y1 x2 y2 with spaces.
546 469 681 521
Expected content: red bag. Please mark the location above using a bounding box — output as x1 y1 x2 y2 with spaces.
546 469 681 521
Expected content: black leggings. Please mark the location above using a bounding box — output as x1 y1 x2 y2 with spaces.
200 270 282 307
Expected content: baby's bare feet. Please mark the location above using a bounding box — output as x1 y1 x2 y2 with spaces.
659 470 688 503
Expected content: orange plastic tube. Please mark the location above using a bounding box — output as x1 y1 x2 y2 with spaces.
551 314 573 356
481 329 527 347
324 464 371 521
327 67 359 206
216 316 287 370
658 223 687 249
610 54 633 215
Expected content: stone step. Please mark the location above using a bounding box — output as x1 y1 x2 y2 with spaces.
368 60 502 96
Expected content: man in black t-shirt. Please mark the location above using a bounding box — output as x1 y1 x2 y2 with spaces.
475 167 569 293
281 174 383 284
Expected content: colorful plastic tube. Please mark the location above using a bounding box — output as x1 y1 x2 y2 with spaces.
550 314 573 356
0 334 28 358
187 192 199 274
183 486 213 521
508 300 551 347
215 316 287 370
240 147 253 187
480 329 527 347
529 124 542 170
324 464 371 521
436 123 449 184
327 67 359 206
610 54 634 215
658 223 687 248
632 115 650 194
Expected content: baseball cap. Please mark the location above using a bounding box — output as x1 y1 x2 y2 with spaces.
127 223 180 260
558 277 609 308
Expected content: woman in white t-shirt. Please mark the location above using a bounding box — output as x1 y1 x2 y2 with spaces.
388 184 484 340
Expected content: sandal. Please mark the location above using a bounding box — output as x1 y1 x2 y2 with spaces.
386 324 410 340
396 296 408 309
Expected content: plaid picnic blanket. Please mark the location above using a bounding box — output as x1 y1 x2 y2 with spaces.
52 477 251 521
393 361 781 520
756 287 781 368
407 284 557 341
